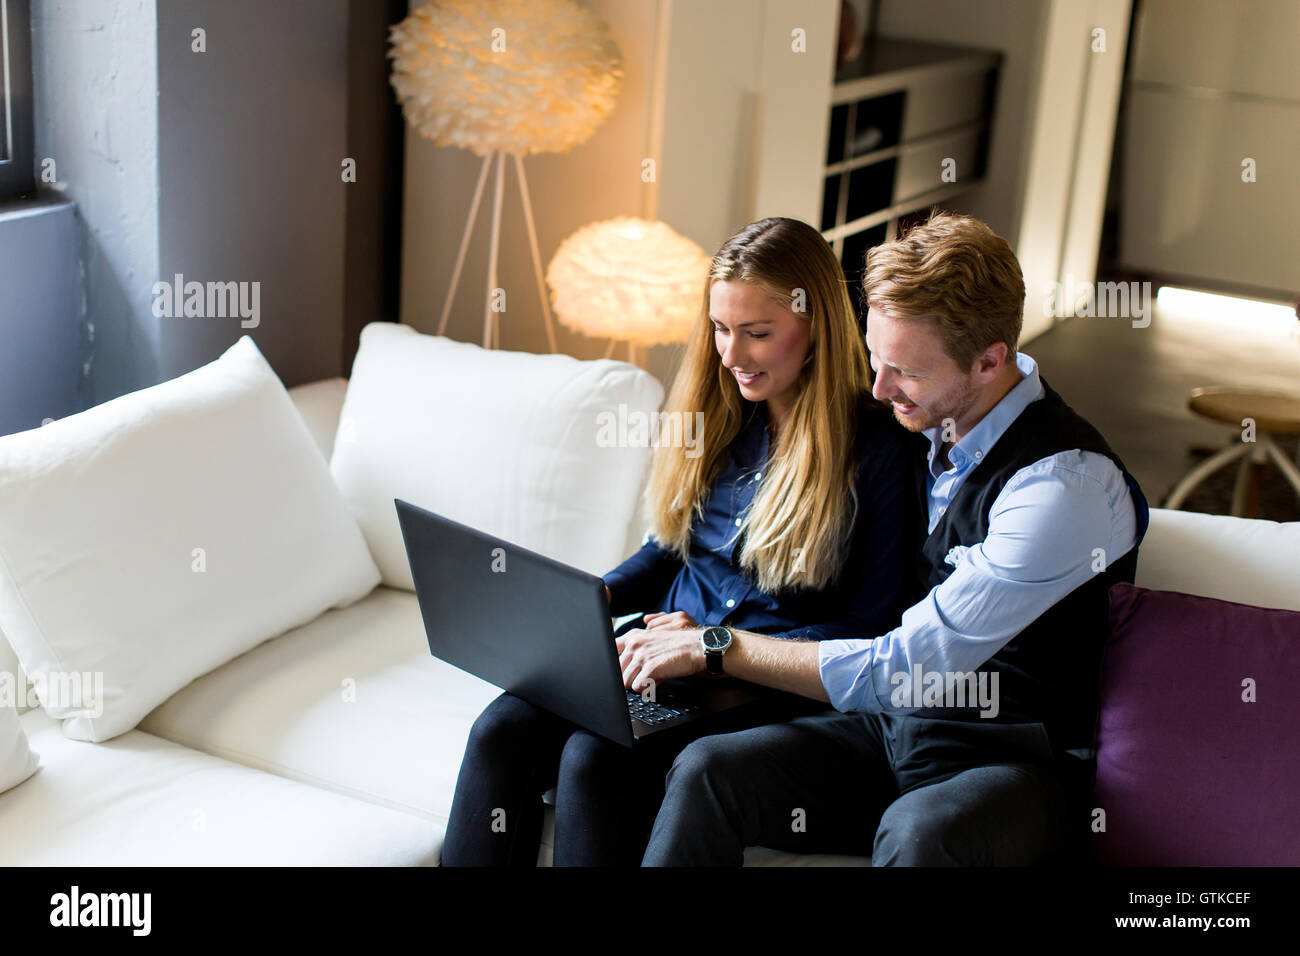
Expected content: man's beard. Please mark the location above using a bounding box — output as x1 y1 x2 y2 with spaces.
888 378 977 434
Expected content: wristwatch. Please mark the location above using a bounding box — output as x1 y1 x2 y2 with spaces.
700 626 733 676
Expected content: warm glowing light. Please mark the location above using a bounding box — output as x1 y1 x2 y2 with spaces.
388 0 624 157
545 217 712 347
1156 286 1297 330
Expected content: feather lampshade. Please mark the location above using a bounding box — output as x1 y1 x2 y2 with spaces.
546 217 712 365
390 0 623 156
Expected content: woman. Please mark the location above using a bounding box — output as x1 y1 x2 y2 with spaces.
441 217 918 866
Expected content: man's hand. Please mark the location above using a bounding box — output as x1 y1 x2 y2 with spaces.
641 610 698 630
615 627 706 693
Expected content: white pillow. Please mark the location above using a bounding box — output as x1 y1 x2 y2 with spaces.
0 336 382 742
330 323 664 588
1 699 39 794
0 628 24 714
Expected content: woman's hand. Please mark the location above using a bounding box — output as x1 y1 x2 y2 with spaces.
615 628 706 693
640 610 698 630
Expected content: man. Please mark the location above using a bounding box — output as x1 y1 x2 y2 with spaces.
617 212 1150 866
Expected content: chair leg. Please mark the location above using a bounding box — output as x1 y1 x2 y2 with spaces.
1165 442 1250 510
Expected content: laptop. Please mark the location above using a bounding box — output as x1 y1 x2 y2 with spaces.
394 498 767 748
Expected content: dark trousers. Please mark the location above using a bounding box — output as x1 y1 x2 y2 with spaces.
642 708 1077 866
440 689 827 866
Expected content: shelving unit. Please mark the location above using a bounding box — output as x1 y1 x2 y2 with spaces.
821 37 1001 325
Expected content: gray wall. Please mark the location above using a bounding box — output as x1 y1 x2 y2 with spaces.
0 197 80 435
343 0 407 368
30 0 162 408
156 0 350 386
18 0 378 429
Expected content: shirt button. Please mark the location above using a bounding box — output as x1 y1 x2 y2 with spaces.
754 472 762 481
725 599 736 608
734 518 742 526
974 450 983 460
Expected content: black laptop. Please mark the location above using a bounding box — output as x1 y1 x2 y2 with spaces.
394 498 766 748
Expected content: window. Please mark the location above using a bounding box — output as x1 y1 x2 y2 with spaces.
0 0 34 201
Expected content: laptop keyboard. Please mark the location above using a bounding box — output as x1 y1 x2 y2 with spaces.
626 690 701 726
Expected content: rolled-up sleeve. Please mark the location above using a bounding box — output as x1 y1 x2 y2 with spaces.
818 451 1137 712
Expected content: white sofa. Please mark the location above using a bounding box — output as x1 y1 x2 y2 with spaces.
2 324 1298 867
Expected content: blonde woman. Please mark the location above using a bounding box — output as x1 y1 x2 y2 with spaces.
442 217 918 867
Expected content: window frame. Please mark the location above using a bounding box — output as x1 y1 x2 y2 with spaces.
0 0 35 201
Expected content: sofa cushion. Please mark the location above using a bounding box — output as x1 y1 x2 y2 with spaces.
140 586 499 837
1136 508 1300 611
287 376 350 460
329 323 664 589
0 709 438 865
0 335 381 742
138 583 876 866
0 698 38 794
1094 582 1300 865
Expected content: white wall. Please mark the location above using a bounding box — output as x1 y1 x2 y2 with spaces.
746 0 838 228
877 0 1131 342
1118 0 1300 296
655 0 763 253
1015 0 1131 340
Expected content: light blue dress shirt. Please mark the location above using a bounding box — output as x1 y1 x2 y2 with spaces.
818 351 1141 714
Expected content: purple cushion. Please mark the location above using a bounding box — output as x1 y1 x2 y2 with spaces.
1094 582 1300 865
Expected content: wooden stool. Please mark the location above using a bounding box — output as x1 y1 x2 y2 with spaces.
1165 387 1300 517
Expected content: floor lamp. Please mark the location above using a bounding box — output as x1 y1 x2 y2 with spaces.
438 151 555 351
388 0 624 351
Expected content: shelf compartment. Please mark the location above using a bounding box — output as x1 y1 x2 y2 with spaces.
845 158 897 225
893 126 987 206
901 67 997 142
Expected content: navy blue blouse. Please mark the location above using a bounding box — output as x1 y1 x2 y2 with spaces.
603 397 918 641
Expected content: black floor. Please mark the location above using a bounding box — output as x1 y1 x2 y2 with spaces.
1024 299 1300 522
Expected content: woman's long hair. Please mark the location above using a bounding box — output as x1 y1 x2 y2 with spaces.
644 217 873 592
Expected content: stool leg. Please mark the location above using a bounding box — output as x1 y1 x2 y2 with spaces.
1165 442 1250 510
1263 436 1300 504
1230 449 1256 517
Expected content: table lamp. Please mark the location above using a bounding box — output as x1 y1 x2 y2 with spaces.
545 216 712 366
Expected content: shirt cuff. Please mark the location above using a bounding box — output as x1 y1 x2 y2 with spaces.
818 638 875 713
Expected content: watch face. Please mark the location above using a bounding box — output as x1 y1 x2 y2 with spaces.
703 627 729 650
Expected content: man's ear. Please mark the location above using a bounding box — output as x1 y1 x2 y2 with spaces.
973 342 1009 382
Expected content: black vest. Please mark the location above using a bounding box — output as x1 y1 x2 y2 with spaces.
911 377 1149 754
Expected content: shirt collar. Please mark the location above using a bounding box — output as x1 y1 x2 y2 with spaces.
922 351 1045 475
731 400 770 469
